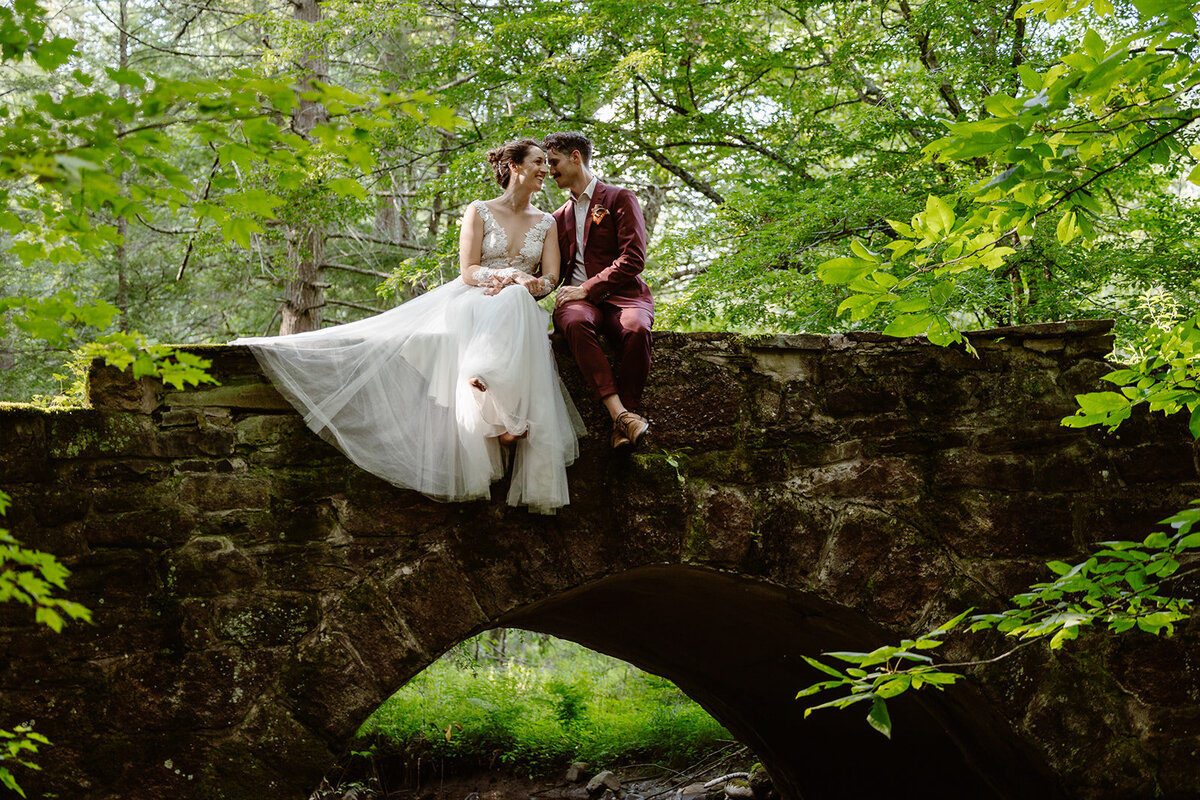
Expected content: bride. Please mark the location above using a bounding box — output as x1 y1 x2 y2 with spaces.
233 138 583 513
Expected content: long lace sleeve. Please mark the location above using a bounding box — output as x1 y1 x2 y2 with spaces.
527 275 555 298
470 265 521 285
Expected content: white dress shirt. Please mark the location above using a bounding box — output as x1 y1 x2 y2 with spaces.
569 176 599 286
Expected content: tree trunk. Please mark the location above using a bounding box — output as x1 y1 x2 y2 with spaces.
115 0 130 332
279 0 329 335
640 183 667 239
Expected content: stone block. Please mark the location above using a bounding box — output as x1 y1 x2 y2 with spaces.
279 632 391 741
83 507 196 548
164 535 260 597
750 349 821 383
822 381 901 416
91 475 180 514
1110 443 1199 485
174 457 246 474
158 425 237 458
754 494 831 585
160 408 200 427
249 541 358 595
163 380 291 410
202 702 334 797
382 550 487 653
924 491 1076 557
332 489 449 538
176 597 218 649
797 457 922 499
1023 337 1065 352
0 408 47 459
234 413 309 446
213 591 319 648
972 422 1082 454
687 485 756 566
55 550 160 626
86 361 160 412
177 473 271 510
934 450 1038 491
817 505 948 625
105 647 283 731
323 578 428 692
48 411 160 459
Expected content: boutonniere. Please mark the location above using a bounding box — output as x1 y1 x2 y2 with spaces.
590 205 609 226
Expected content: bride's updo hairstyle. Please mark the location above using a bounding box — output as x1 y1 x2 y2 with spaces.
486 138 542 188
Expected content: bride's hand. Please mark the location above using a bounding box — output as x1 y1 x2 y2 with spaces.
483 273 517 295
512 273 542 296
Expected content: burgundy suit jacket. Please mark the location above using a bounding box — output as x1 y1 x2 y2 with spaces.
552 181 654 312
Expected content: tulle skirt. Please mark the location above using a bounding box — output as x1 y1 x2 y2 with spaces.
233 278 584 513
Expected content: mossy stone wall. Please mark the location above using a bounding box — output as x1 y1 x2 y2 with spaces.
1 322 1198 800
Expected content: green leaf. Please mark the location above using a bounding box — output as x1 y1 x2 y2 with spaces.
925 195 955 235
219 216 263 248
850 239 881 263
892 297 930 313
427 104 462 129
327 177 368 201
866 697 892 739
33 36 75 70
1082 28 1107 59
104 66 145 88
884 313 936 338
817 258 876 284
1176 532 1200 549
1075 391 1129 414
876 675 911 698
920 672 961 686
1056 210 1079 244
802 655 847 680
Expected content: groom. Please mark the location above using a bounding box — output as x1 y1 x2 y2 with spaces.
544 131 654 450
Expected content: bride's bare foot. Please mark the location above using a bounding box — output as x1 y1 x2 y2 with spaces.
469 377 487 392
498 430 528 445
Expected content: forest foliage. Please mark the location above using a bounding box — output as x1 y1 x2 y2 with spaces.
355 632 732 777
0 0 1197 399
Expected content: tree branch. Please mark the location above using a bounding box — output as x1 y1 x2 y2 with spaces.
631 135 724 204
325 232 428 250
321 262 392 279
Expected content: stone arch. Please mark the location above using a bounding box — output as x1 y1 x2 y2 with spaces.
499 565 1066 800
262 563 1065 800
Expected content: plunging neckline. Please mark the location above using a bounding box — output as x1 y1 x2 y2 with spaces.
476 201 547 266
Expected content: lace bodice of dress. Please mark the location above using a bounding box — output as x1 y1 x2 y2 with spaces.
474 200 553 275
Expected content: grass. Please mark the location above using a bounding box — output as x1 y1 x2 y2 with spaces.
354 632 734 776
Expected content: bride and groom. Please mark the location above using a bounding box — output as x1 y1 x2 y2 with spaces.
234 132 654 513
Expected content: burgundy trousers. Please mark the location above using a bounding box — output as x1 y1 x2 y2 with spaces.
554 300 653 411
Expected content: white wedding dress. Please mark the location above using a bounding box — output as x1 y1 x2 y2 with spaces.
233 200 583 513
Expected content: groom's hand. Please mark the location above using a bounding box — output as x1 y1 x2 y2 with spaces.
555 285 588 306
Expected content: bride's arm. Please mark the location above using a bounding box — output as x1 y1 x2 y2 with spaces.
459 204 487 286
516 218 560 298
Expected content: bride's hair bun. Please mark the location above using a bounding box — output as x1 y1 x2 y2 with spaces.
486 138 542 188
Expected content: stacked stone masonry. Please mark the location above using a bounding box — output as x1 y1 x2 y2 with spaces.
0 321 1198 800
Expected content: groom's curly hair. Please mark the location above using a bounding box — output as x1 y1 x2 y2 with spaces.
486 138 542 188
542 131 592 166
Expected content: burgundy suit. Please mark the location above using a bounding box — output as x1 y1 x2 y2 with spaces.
552 181 654 410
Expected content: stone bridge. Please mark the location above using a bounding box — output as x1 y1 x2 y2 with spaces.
1 322 1198 800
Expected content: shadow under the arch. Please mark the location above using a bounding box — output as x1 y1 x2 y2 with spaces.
492 564 1065 800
